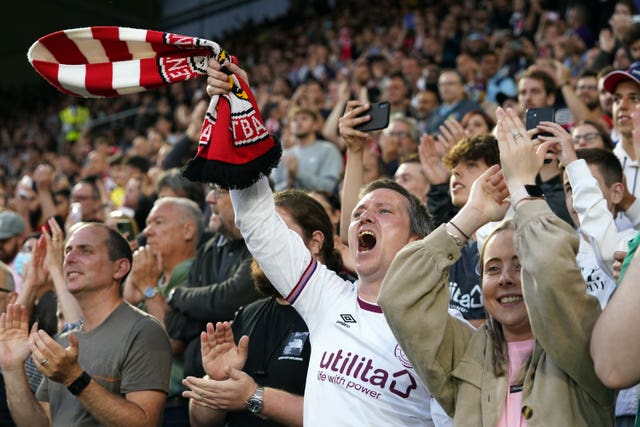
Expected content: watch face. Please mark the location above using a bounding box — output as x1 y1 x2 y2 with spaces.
247 397 263 413
144 287 158 298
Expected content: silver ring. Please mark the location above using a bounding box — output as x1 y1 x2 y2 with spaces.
513 131 522 139
40 358 48 366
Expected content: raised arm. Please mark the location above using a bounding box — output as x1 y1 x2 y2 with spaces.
337 100 372 243
496 107 612 405
591 237 640 388
379 164 509 414
43 218 81 326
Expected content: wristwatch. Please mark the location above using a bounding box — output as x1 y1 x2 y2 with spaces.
67 371 91 395
246 385 265 415
143 286 159 299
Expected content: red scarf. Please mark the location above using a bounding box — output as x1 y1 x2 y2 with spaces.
28 26 280 189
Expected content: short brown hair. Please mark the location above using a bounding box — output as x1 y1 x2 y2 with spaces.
444 134 500 170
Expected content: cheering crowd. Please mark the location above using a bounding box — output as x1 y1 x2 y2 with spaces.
1 0 640 426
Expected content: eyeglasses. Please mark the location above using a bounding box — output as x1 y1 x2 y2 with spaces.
573 132 601 143
576 85 597 91
386 131 411 138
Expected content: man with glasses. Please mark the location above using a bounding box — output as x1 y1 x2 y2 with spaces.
69 179 104 223
571 121 615 150
379 114 420 177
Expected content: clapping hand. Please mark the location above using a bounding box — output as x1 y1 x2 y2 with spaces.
200 321 249 381
0 305 34 371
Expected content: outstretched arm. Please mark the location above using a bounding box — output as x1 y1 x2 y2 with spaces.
338 100 372 243
591 240 640 388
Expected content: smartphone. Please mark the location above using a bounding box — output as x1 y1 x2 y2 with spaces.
355 102 391 132
525 107 555 136
526 107 555 163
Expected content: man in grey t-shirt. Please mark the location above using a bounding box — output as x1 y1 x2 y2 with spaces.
0 223 171 426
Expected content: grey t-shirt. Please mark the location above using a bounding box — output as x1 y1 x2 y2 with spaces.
36 302 171 426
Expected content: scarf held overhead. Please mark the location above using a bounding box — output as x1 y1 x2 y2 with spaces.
27 26 281 189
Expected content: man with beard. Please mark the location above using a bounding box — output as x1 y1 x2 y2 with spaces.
163 184 260 382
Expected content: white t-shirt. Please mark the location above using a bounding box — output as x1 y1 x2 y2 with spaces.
232 177 436 426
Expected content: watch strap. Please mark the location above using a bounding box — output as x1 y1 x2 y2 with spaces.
246 385 265 416
67 371 91 395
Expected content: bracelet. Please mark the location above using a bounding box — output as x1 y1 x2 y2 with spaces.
448 221 470 240
446 229 465 248
67 371 91 395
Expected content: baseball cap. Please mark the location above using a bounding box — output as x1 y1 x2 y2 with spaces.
603 62 640 93
0 211 25 240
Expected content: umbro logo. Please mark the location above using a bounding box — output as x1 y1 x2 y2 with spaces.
336 314 357 328
340 314 357 323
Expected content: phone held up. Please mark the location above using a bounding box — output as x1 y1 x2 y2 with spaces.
525 107 555 163
354 102 391 132
525 107 554 136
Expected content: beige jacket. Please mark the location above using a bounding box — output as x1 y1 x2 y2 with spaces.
379 200 615 426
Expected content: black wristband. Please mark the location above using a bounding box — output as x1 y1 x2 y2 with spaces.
524 184 544 198
67 371 91 395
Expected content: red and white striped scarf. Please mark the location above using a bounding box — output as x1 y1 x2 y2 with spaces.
28 26 280 189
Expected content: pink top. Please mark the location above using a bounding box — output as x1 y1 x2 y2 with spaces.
496 338 535 427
